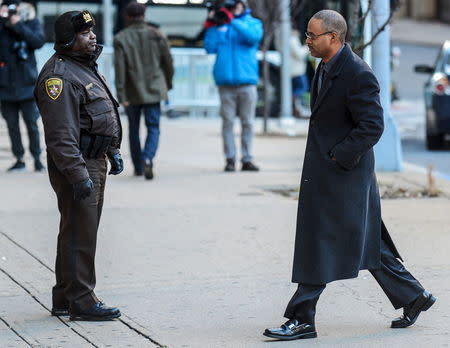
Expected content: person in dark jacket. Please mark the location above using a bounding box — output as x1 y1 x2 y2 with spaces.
0 0 44 171
264 10 435 341
204 0 262 172
114 1 174 180
35 10 123 321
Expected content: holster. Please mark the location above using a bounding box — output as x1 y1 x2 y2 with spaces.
80 133 112 159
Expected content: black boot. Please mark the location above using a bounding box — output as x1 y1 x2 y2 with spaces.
34 158 45 172
7 159 25 172
242 161 259 171
144 160 154 180
51 296 69 316
224 158 235 172
70 301 121 321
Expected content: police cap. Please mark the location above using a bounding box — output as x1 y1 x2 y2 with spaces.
54 10 96 49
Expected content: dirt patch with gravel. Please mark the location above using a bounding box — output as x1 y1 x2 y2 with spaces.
262 182 442 200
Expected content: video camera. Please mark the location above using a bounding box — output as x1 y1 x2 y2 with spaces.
7 3 17 16
206 0 245 25
0 1 28 60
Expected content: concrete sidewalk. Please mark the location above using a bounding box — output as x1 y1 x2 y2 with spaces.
0 116 448 348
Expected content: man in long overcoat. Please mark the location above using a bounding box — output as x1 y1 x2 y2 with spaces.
264 10 435 341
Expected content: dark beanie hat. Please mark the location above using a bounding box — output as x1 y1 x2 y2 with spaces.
125 1 146 18
222 0 248 8
1 0 20 6
54 10 96 48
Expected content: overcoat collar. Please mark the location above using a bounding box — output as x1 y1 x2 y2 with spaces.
311 43 352 114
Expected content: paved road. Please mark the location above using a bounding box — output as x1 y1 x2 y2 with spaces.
393 42 440 101
391 42 450 178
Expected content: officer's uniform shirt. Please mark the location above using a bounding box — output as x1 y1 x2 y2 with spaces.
35 46 121 184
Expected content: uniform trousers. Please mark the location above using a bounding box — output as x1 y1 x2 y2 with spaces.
47 155 107 310
218 85 257 163
0 99 41 161
284 238 425 324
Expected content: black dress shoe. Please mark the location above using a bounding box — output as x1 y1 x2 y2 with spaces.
391 290 436 328
263 319 317 340
70 302 121 321
242 161 259 171
51 307 69 316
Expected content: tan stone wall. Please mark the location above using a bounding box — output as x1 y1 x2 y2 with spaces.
397 0 438 20
410 0 437 19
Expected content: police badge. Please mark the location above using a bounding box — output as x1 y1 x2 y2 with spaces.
82 11 93 23
45 78 63 100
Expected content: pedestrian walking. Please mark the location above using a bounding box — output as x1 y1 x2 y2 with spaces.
204 0 263 172
264 10 435 341
289 29 309 118
0 0 44 172
114 1 174 180
35 10 123 321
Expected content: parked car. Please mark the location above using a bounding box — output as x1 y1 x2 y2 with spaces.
415 40 450 150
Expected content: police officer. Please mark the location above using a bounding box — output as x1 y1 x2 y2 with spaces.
35 10 123 321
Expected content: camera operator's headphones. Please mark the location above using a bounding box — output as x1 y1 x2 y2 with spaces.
54 10 95 49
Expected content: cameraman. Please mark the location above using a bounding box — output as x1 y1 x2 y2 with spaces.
204 0 263 172
0 0 45 172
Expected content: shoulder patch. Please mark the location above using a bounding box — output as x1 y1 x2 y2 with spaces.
45 78 63 100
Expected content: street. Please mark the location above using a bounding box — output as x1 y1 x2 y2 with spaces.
391 42 450 178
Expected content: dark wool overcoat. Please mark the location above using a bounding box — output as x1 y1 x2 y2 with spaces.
292 43 401 285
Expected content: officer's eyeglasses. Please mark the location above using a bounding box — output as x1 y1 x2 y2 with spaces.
305 31 334 40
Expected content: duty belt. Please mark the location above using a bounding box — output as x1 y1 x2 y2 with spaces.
80 133 112 159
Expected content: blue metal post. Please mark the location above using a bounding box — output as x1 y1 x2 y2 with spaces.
371 0 402 171
279 0 293 124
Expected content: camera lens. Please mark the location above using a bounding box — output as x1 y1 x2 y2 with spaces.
8 4 17 16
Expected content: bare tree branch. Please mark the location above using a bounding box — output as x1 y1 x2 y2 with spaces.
354 8 394 53
358 0 373 24
353 0 402 53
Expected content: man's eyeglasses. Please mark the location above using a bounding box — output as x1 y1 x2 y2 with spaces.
305 31 334 40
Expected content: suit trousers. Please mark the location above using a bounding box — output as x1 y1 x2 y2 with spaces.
218 85 257 163
47 155 107 310
0 99 41 160
284 238 425 324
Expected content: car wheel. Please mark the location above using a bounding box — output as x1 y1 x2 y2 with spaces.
426 133 443 150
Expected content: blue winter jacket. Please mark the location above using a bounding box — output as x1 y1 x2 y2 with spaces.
204 10 263 86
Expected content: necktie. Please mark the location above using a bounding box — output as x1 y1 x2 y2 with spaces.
317 63 326 92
